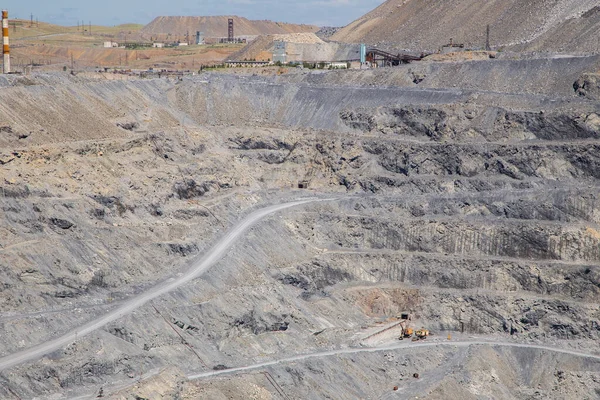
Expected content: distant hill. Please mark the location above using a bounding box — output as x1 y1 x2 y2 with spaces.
331 0 600 53
6 20 143 41
141 16 318 38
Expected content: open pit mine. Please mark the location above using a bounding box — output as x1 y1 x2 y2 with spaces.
0 2 599 399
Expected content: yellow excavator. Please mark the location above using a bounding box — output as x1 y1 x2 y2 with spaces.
415 328 430 339
396 314 431 341
399 323 414 339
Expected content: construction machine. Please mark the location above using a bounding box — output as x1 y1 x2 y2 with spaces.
396 313 414 340
398 320 414 339
415 328 430 339
401 325 414 339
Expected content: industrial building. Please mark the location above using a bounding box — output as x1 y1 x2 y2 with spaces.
225 60 271 68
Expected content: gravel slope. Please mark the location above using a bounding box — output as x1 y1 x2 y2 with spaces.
331 0 600 53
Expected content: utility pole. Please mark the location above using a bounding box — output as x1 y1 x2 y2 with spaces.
486 24 491 51
89 21 91 36
30 13 33 28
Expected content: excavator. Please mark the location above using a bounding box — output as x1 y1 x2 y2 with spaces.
396 313 431 341
415 328 430 340
399 324 431 341
398 321 414 339
397 314 413 340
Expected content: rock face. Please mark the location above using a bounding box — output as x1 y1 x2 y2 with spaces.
0 59 599 399
331 0 600 53
575 73 600 100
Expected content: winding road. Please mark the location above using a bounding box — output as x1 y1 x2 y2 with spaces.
0 197 331 372
188 340 600 380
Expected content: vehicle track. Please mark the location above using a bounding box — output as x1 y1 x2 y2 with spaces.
0 197 334 372
188 340 600 380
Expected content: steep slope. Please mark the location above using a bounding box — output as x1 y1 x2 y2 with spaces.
141 16 318 38
512 5 600 53
331 0 600 53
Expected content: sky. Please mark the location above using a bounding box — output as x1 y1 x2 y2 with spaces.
0 0 385 27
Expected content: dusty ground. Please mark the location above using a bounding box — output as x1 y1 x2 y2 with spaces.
13 43 243 71
7 19 244 72
0 49 598 399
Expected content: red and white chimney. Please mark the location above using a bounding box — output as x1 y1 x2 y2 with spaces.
2 10 10 73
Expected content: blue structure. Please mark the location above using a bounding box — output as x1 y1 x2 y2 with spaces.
360 44 367 64
273 41 286 64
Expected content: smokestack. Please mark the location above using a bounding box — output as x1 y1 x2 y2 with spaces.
2 10 9 74
228 18 234 43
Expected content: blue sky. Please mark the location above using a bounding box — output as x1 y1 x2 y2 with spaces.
1 0 384 27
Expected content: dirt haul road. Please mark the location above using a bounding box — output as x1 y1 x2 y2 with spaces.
0 197 335 372
188 340 600 380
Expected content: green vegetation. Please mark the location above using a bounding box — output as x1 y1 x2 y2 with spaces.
124 43 152 50
201 63 227 71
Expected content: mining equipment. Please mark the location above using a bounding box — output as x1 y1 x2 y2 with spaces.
415 328 430 339
365 48 424 67
399 323 414 339
397 313 414 340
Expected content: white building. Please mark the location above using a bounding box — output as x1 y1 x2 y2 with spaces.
330 62 348 69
